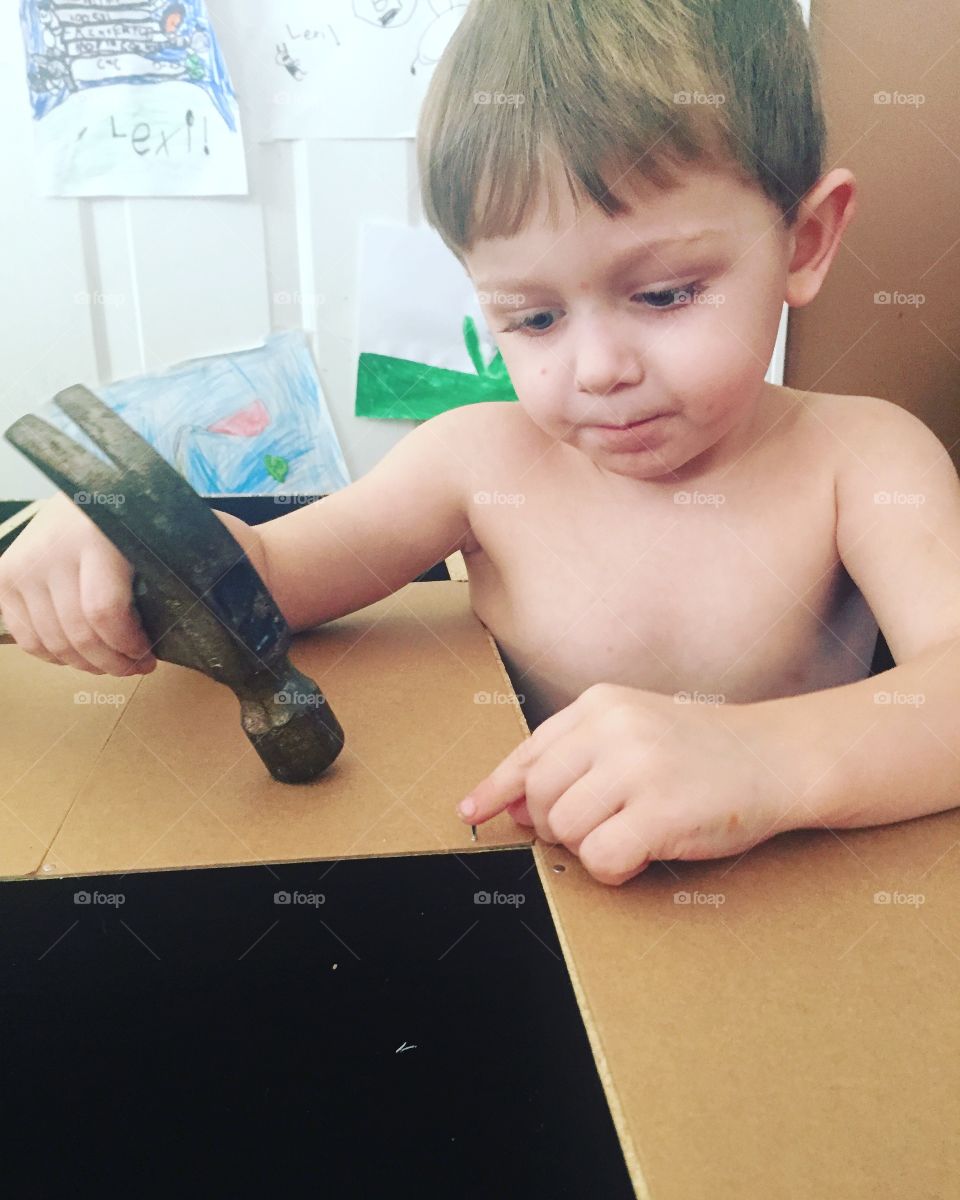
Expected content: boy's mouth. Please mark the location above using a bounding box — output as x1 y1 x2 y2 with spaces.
586 412 674 453
591 412 670 431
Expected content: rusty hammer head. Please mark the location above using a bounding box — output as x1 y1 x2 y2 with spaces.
3 385 344 784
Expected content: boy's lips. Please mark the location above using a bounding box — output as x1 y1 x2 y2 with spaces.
591 411 671 430
587 412 673 451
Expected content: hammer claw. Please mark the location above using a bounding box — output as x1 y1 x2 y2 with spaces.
6 413 120 503
3 384 345 784
53 384 186 490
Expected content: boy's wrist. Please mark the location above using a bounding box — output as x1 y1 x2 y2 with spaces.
727 695 846 838
212 510 271 591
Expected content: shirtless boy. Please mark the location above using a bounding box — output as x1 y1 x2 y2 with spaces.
3 0 960 886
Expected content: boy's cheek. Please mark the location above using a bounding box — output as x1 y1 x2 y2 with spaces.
504 358 569 423
519 405 579 449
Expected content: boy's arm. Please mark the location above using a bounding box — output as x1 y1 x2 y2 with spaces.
241 408 473 633
740 396 960 834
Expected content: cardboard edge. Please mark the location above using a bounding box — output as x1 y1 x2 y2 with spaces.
23 841 536 884
443 550 469 581
533 841 652 1200
10 670 146 880
477 623 532 742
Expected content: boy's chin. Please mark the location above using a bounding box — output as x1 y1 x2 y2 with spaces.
582 445 684 481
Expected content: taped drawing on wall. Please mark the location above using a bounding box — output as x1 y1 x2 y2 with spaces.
219 0 468 141
355 223 516 420
40 331 350 497
19 0 247 196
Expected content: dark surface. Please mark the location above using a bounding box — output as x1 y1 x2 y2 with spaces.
0 850 635 1199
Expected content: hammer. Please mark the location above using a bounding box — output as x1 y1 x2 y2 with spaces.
0 385 344 784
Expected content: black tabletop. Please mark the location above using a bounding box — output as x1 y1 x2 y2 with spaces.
0 848 636 1198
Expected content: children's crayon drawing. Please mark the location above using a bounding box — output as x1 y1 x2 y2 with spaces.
41 331 350 497
220 0 468 141
355 223 516 420
19 0 247 195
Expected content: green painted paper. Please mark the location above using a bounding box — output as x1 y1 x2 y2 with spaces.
356 315 517 420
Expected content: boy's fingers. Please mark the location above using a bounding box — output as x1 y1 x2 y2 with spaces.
578 810 656 886
23 586 95 672
0 591 56 661
79 553 156 670
507 797 533 825
49 576 146 676
459 745 530 825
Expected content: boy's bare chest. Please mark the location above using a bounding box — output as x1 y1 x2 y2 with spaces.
462 429 878 727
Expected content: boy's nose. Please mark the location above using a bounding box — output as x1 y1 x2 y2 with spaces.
573 322 645 398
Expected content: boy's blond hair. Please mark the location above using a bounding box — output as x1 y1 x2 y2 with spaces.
417 0 825 262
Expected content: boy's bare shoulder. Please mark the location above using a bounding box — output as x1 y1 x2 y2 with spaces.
783 387 947 475
430 400 543 467
786 385 928 433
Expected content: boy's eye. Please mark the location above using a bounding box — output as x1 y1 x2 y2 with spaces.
637 281 707 309
502 282 707 336
504 310 558 335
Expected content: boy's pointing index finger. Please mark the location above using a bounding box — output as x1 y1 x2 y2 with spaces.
457 697 583 825
458 743 529 824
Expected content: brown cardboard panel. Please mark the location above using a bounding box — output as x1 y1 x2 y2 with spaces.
0 653 140 878
535 811 960 1200
787 1 960 465
39 582 532 877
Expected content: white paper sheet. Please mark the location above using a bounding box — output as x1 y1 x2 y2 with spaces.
358 222 493 369
217 0 469 142
19 0 247 197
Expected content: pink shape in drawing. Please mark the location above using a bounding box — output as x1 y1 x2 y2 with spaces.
207 398 271 438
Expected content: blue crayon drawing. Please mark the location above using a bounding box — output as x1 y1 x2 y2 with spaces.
40 332 351 498
20 0 239 132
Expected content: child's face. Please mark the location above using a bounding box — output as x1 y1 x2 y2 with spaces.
465 161 796 482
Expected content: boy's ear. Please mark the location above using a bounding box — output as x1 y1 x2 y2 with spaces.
783 168 857 309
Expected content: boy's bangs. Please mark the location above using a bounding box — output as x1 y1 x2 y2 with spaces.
463 107 737 251
418 0 823 258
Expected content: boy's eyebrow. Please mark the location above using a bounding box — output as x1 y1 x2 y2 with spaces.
476 230 728 295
